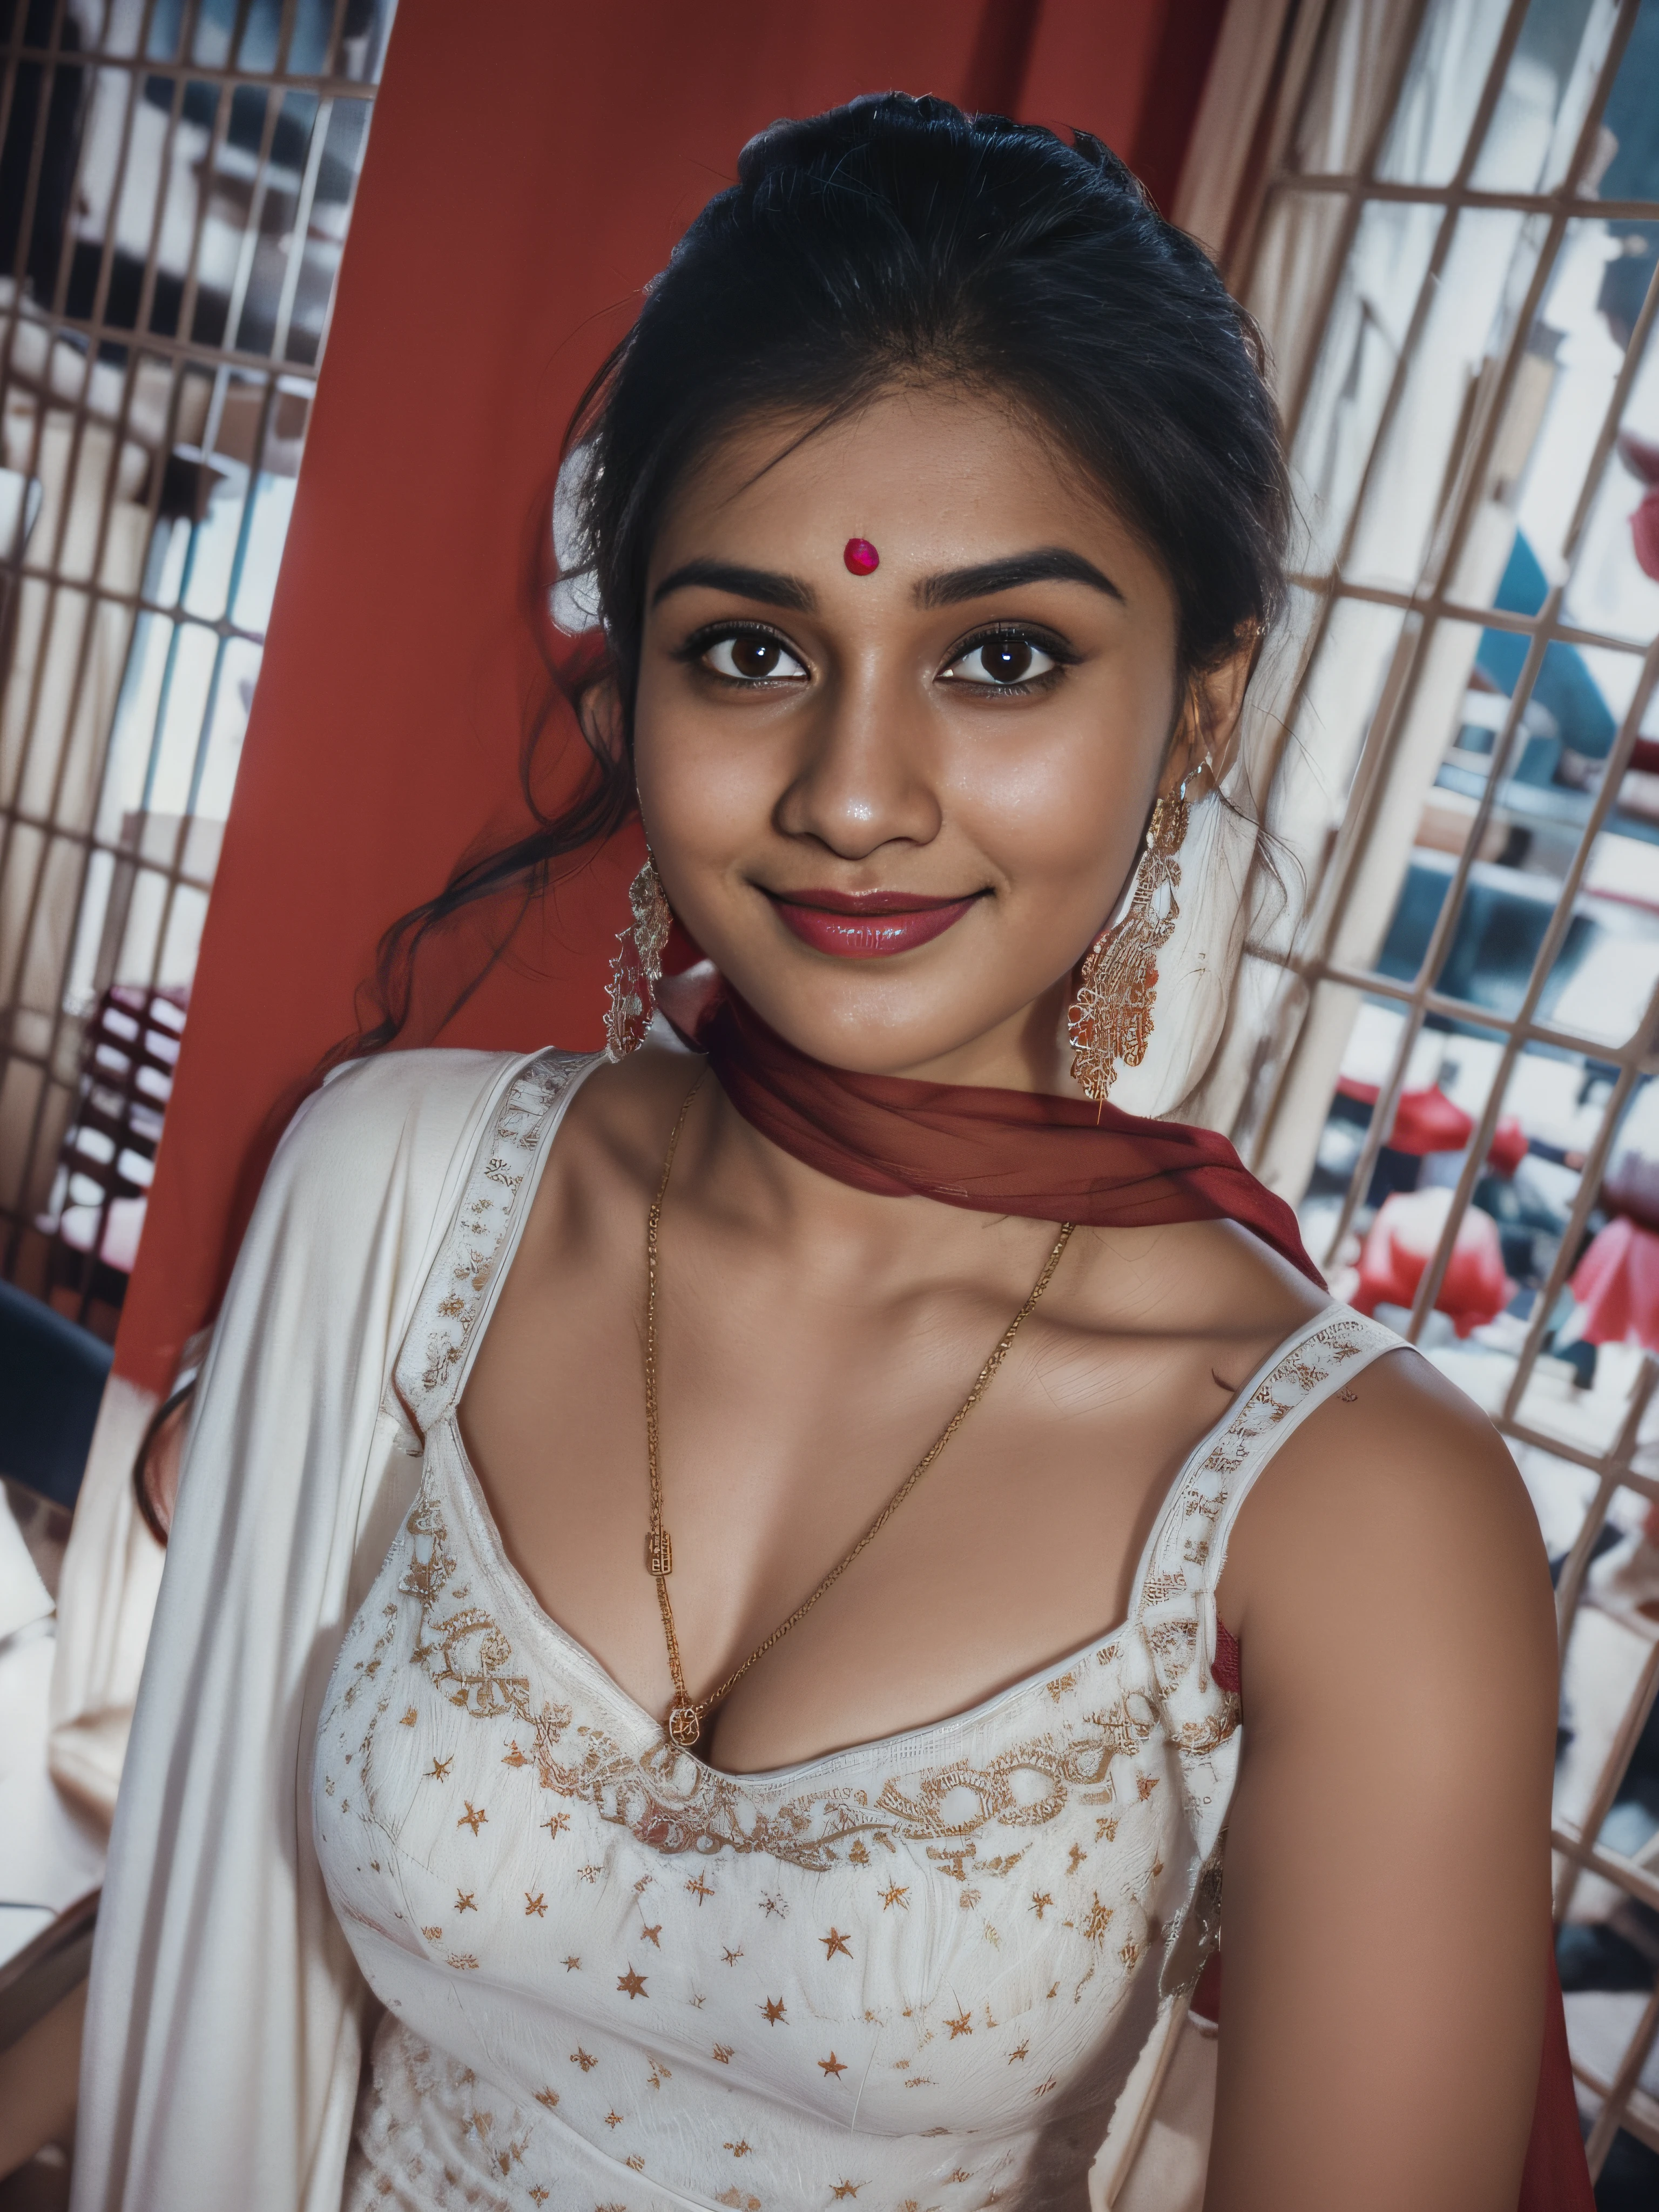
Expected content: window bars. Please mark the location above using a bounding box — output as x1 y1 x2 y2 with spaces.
0 0 389 1329
1227 0 1659 2179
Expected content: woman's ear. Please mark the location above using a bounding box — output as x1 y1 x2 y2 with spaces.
1170 629 1258 794
578 669 628 765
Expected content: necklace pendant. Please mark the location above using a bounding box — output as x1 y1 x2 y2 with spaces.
646 1529 673 1577
667 1703 702 1750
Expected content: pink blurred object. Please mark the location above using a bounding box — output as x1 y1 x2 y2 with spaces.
1620 430 1659 582
1353 1186 1514 1335
1570 1213 1659 1350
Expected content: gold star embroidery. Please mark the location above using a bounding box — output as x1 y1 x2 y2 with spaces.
617 1966 649 1999
640 1923 662 1946
447 1952 479 1970
1030 1891 1053 1919
426 1757 452 1781
458 1800 487 1834
534 2087 559 2109
760 1997 786 2024
949 2177 972 2187
1067 1843 1087 1874
759 1892 785 1918
502 1741 529 1767
605 2109 624 2129
578 1865 601 1882
831 2187 862 2201
455 1891 476 1913
848 1840 871 1865
946 2011 974 2038
1082 1892 1114 1944
1095 1816 1119 1843
721 1946 744 1966
525 1892 547 1917
1136 1775 1160 1801
571 2047 597 2071
530 2190 549 2204
820 1928 852 1959
685 1874 714 1904
725 2139 752 2156
543 1812 570 1838
421 1925 442 1941
648 2060 672 2088
712 2043 734 2064
880 1882 909 1911
1008 2040 1029 2062
399 1708 417 1726
818 2052 847 2078
626 2158 645 2173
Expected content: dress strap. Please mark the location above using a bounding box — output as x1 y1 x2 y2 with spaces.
1132 1305 1404 1703
392 1049 597 1438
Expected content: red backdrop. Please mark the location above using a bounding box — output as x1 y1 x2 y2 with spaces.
115 0 1223 1398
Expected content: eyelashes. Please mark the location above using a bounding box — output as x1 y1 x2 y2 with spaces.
677 619 1080 696
676 622 808 686
939 627 1074 692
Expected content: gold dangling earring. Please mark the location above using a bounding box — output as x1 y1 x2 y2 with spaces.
1067 781 1190 1104
604 853 673 1061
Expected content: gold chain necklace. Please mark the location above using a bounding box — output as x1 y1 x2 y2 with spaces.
643 1074 1076 1750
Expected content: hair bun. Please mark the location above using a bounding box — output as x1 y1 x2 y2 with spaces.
736 91 968 192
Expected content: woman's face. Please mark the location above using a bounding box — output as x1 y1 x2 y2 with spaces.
631 386 1246 1088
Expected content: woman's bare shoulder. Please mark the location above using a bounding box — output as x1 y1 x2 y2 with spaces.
1218 1341 1557 1705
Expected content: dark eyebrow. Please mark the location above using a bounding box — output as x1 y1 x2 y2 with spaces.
916 548 1124 608
650 558 817 612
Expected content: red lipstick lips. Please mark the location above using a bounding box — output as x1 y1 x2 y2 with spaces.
766 886 981 959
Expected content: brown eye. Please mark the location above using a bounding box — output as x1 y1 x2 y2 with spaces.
945 632 1059 687
982 636 1032 683
704 633 805 682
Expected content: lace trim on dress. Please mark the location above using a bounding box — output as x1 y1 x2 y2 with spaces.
393 1472 1167 1872
392 1050 592 1438
1133 1308 1401 1761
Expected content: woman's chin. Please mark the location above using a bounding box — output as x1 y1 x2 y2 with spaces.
710 954 1067 1087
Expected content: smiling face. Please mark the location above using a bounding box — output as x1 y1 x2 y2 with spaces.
630 386 1250 1089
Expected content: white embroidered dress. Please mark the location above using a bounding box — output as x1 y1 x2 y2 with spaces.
311 1051 1400 2212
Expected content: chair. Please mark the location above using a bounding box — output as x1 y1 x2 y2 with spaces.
0 1280 111 1511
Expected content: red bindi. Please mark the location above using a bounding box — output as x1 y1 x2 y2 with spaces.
843 537 880 576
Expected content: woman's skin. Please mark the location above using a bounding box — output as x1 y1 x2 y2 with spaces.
462 387 1559 2212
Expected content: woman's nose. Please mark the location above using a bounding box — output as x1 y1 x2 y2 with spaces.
771 662 943 859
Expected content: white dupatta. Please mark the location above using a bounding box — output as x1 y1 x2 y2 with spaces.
71 1044 596 2212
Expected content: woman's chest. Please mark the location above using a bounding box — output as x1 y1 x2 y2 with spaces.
457 1232 1259 1775
313 1441 1232 2140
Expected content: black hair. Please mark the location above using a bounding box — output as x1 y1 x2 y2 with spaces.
353 92 1289 1054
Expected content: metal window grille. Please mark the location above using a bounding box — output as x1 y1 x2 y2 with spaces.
0 0 390 1332
1226 0 1659 2179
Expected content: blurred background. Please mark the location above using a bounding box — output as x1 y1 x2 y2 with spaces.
1 0 1658 2203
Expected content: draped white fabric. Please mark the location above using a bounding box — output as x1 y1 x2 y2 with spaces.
71 1046 584 2212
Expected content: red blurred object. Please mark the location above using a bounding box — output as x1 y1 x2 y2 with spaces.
1486 1115 1528 1178
1353 1187 1514 1334
1334 1077 1475 1156
1621 429 1659 582
1571 1213 1659 1350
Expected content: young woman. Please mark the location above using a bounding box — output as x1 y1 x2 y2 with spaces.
74 96 1579 2212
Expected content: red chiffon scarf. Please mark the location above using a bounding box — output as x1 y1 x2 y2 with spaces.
678 982 1324 1286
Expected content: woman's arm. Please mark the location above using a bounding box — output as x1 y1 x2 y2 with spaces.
1205 1350 1560 2212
